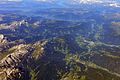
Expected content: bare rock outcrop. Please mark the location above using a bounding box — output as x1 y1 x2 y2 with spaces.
0 38 47 80
0 44 34 80
0 34 25 52
0 34 7 44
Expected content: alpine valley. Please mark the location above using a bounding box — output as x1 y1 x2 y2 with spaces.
0 0 120 80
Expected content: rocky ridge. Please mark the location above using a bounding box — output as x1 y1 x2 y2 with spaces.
0 34 47 80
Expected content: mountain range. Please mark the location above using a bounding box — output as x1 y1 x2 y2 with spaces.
0 0 120 8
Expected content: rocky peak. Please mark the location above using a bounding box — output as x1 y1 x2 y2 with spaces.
0 34 7 44
0 37 47 80
0 44 34 80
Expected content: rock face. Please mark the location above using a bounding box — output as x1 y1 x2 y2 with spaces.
0 35 47 80
0 44 33 80
0 34 7 44
0 34 25 52
0 44 33 68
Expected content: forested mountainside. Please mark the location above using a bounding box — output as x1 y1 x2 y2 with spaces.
0 1 120 80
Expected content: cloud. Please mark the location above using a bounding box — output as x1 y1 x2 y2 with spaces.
109 3 120 7
0 0 119 3
8 0 22 1
0 0 120 7
0 0 22 2
35 0 55 3
33 0 119 5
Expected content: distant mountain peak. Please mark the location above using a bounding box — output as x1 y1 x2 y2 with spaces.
0 0 120 8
